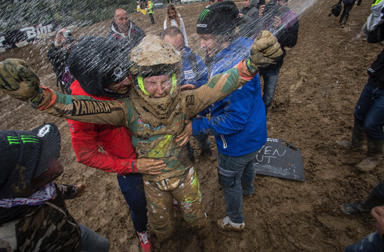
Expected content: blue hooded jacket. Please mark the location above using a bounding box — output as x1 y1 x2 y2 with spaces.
192 37 267 156
181 46 208 88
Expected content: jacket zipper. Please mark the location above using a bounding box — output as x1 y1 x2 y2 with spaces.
220 135 228 149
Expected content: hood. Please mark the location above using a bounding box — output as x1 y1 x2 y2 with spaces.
68 36 134 98
366 0 384 32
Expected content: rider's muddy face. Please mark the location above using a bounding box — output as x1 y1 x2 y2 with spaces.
143 74 172 98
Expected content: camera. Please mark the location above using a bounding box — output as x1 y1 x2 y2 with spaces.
63 30 75 43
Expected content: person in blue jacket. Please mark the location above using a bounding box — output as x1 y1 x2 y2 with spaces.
185 1 268 231
162 26 208 90
162 26 212 162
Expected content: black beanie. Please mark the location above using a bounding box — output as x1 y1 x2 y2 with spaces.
196 1 239 35
0 123 61 198
68 36 135 97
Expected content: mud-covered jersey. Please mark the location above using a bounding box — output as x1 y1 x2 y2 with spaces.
41 60 254 182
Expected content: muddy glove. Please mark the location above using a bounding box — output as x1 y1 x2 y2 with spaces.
0 58 43 107
247 30 283 73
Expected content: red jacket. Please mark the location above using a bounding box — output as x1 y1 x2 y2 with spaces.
67 80 137 175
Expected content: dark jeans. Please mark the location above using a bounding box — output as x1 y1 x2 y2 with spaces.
217 150 258 223
80 224 109 252
339 3 354 25
260 65 281 110
345 231 384 252
354 83 384 140
117 174 148 232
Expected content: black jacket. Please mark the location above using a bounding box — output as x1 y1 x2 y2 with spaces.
261 6 299 70
367 49 384 89
366 18 384 89
107 21 145 45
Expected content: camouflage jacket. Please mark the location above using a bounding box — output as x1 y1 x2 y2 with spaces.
0 184 81 252
41 61 254 182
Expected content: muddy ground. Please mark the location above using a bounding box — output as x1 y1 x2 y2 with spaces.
0 0 383 251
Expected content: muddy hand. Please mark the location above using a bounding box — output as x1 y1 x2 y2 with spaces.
0 58 43 107
136 158 166 175
75 184 86 197
175 121 192 147
248 30 283 72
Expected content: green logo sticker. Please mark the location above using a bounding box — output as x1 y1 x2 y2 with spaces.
7 135 39 145
198 9 210 22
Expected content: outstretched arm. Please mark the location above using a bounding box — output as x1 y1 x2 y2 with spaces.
0 58 134 127
185 30 282 118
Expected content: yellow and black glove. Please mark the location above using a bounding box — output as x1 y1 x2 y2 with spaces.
0 58 43 107
247 30 283 73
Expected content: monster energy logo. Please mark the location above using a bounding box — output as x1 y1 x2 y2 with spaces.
198 9 210 22
7 135 39 145
372 0 383 6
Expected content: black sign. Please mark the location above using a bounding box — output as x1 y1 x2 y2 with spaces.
255 138 305 182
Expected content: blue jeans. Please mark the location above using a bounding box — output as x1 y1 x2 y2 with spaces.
117 174 148 232
345 231 384 252
80 224 109 252
260 65 282 109
354 83 384 140
217 150 258 223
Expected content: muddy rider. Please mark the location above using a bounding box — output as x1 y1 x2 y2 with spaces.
0 32 282 249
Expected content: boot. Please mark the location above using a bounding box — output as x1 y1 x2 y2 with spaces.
356 138 383 172
350 124 364 151
341 186 384 214
338 125 364 151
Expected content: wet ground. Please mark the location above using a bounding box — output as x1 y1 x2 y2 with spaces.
0 0 383 251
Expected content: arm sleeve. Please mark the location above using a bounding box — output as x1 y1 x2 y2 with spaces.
184 59 256 118
179 17 188 46
47 44 65 79
68 120 137 175
278 17 299 48
192 85 254 136
40 89 134 127
367 22 384 43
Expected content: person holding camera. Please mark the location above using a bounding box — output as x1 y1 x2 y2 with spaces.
47 28 75 94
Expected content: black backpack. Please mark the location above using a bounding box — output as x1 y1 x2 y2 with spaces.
328 1 342 17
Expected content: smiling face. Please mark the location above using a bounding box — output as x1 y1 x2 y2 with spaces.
169 9 176 19
114 9 129 33
143 74 172 98
107 77 131 95
199 34 219 58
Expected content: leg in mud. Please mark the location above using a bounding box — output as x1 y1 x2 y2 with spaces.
143 180 174 243
173 167 215 251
